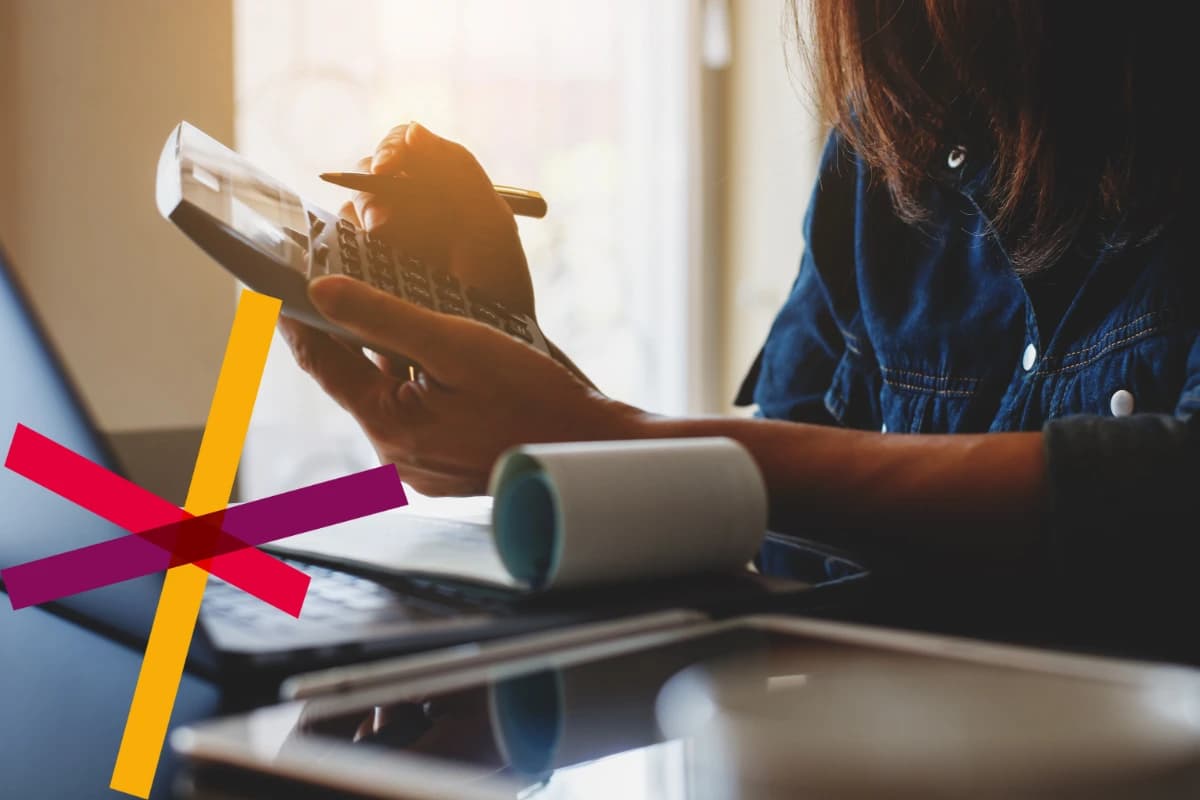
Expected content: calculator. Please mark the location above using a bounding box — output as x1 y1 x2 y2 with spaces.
155 121 548 357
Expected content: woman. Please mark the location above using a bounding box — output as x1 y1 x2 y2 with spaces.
279 3 1198 655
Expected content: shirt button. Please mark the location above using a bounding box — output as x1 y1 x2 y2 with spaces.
947 145 967 170
1110 389 1135 417
1021 343 1037 371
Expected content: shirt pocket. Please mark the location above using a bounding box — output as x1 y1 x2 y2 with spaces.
876 366 983 433
1048 329 1191 420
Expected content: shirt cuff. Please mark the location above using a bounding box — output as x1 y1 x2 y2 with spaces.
1041 412 1199 590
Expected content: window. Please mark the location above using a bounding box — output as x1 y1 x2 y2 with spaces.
235 0 706 498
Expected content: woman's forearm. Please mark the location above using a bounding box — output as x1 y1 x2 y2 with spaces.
629 412 1050 568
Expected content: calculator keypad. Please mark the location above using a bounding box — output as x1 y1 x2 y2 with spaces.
306 210 548 353
406 284 434 309
364 233 398 293
335 220 364 279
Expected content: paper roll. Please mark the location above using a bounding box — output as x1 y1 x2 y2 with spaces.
488 437 767 590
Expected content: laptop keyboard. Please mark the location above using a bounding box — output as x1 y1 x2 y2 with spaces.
201 559 458 631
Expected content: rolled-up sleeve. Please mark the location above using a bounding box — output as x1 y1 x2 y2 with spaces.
1043 411 1199 539
1041 335 1200 627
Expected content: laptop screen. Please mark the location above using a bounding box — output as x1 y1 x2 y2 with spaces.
0 245 161 645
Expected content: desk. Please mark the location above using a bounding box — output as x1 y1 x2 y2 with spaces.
0 598 223 799
0 432 860 798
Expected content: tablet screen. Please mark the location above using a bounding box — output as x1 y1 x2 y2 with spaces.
238 624 1200 798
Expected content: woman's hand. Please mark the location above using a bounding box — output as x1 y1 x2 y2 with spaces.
350 122 536 319
278 275 646 496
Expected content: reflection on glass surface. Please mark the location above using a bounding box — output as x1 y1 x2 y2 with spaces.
514 739 687 800
277 630 763 799
262 626 1200 799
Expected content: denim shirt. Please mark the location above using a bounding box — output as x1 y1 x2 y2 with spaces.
740 132 1200 625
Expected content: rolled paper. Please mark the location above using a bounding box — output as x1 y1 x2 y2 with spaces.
489 437 767 590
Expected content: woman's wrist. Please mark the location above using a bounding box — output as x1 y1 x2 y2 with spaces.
587 396 658 442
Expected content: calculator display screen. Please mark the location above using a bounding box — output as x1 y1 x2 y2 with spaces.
176 124 310 273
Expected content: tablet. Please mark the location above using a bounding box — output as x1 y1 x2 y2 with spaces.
172 616 1200 799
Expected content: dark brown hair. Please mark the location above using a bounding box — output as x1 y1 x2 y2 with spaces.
796 1 1189 273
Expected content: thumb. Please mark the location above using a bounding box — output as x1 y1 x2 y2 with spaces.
308 275 477 385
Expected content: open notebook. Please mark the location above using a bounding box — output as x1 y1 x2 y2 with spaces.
267 438 767 593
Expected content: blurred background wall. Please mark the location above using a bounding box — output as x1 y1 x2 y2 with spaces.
722 0 822 407
0 0 236 432
0 0 823 498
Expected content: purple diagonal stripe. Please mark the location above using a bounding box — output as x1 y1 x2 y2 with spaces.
2 464 406 609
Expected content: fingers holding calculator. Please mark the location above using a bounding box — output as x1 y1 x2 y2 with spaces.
332 122 539 322
157 120 550 371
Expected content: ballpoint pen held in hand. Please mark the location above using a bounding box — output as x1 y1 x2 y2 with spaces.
319 172 548 219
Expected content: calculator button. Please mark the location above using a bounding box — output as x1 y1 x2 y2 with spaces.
440 299 467 316
504 318 533 343
369 258 394 284
368 245 393 268
437 287 464 305
339 242 362 271
307 212 326 238
471 305 501 327
432 269 460 290
402 270 429 290
370 266 397 293
407 286 433 308
282 227 309 250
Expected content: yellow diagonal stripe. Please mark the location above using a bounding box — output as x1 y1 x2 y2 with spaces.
110 290 280 798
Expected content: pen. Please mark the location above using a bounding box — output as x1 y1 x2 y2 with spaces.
319 172 548 219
